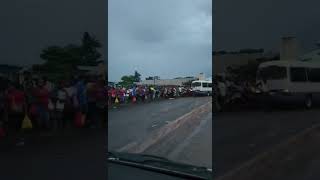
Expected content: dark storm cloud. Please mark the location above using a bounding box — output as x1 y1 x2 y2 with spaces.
108 0 212 82
214 0 320 52
0 0 106 66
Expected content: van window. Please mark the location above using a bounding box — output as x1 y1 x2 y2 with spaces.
208 83 212 87
308 68 320 82
257 66 287 80
290 67 307 82
192 82 201 87
202 83 208 87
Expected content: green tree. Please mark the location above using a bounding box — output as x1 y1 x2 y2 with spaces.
38 32 102 81
40 44 81 77
134 71 141 82
118 75 136 88
81 32 102 65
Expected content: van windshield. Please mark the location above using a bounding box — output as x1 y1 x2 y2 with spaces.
257 65 287 80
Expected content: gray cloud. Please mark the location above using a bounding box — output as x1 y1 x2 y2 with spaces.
108 0 212 82
0 0 106 66
214 0 320 52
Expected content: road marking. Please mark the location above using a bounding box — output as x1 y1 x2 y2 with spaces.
117 101 212 153
118 142 138 152
168 112 212 160
216 123 320 180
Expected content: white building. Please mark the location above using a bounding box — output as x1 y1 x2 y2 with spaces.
280 36 301 61
135 77 197 86
213 52 264 76
299 49 320 61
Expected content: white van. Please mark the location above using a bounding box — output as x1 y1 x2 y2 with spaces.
191 80 212 96
256 60 320 108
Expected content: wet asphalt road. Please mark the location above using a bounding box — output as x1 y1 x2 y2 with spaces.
108 97 212 168
214 107 320 178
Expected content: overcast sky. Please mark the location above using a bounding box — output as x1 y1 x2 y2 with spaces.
108 0 212 82
0 0 106 66
214 0 320 53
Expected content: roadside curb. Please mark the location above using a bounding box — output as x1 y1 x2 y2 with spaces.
117 100 212 153
216 123 320 180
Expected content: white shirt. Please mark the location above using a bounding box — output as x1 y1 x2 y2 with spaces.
57 89 67 100
64 87 76 98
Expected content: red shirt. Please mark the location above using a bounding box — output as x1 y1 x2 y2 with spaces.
34 87 49 107
7 89 25 107
119 89 125 97
111 89 116 97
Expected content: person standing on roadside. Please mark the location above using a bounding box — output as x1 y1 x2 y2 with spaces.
94 80 107 127
126 88 130 103
6 82 26 146
75 77 88 123
53 81 68 131
120 87 126 103
164 87 168 98
86 80 97 128
64 80 76 129
0 78 7 136
34 78 50 131
111 87 116 105
132 86 137 103
217 76 227 107
178 86 182 97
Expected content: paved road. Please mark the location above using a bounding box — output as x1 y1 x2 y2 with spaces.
108 97 212 168
214 107 320 178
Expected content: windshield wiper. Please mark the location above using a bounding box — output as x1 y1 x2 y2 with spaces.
108 151 212 180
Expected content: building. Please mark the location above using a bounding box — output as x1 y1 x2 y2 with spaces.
197 73 205 80
135 76 197 86
213 52 264 76
0 64 22 81
299 49 320 61
278 36 320 62
280 36 301 61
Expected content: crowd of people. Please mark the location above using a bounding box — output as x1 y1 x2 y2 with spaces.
213 75 257 111
0 73 197 145
107 85 193 106
0 74 107 146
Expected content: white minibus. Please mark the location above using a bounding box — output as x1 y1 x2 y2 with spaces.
256 60 320 108
191 80 212 96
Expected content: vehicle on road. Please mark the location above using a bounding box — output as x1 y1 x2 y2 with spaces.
256 60 320 108
108 151 212 180
191 80 212 96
